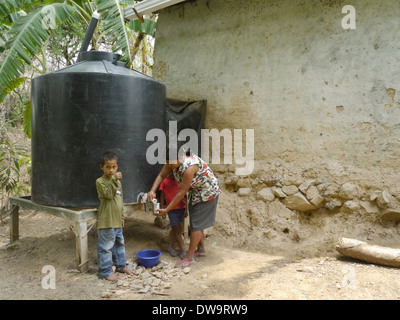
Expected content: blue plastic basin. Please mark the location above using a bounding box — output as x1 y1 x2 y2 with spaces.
136 249 162 268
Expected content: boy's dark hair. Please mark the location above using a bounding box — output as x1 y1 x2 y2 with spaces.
100 151 118 165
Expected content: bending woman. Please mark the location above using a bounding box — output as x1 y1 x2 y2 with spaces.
147 150 220 267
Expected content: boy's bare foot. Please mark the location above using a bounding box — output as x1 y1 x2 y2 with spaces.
168 248 178 257
105 273 120 282
117 267 134 276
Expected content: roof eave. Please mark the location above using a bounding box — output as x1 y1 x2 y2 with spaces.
124 0 186 20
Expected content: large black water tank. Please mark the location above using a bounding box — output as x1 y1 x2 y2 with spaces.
31 51 166 207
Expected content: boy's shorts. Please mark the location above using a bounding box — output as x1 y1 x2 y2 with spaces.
168 208 185 227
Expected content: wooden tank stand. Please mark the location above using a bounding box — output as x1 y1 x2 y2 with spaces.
9 196 97 273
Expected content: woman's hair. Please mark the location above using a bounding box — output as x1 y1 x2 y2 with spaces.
166 146 179 161
100 151 119 165
166 144 191 161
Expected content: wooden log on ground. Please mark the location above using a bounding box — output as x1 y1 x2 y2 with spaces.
336 237 400 268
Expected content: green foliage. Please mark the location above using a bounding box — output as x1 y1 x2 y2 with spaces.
96 0 132 65
46 20 86 67
0 76 26 102
0 2 76 103
0 139 31 219
22 99 30 138
127 18 157 37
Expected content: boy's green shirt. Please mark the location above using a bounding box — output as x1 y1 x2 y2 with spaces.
96 175 124 229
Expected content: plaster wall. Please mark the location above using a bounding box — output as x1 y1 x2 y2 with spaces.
153 0 400 170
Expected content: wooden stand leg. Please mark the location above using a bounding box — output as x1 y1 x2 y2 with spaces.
9 205 19 242
74 221 89 272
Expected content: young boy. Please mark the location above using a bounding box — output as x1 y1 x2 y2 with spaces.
95 152 133 281
159 173 187 259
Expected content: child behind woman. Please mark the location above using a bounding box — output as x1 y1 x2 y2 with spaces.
159 174 187 259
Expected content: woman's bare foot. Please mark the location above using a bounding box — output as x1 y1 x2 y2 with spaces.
117 267 134 276
194 245 206 257
105 273 120 282
194 249 206 257
175 257 195 268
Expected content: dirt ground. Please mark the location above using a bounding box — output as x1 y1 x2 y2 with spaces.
1 204 400 302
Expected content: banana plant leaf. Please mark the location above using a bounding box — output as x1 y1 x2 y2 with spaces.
0 2 76 103
127 18 157 37
95 0 132 66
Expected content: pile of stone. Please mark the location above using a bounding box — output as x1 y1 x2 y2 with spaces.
224 171 400 221
102 259 190 298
